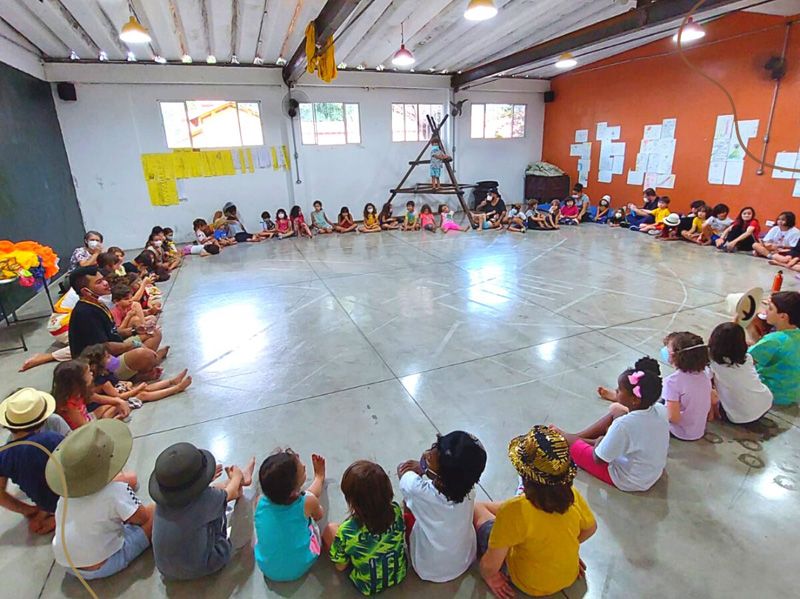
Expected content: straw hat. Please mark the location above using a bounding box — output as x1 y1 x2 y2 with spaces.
508 425 576 486
149 442 216 507
0 388 56 430
46 420 133 498
726 287 764 327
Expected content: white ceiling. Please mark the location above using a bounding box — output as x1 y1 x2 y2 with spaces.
0 0 795 80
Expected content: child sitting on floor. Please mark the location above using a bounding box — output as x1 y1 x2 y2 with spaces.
151 443 256 581
661 332 712 440
559 357 669 492
0 388 66 535
473 425 596 598
419 204 436 232
275 209 294 239
111 283 151 330
716 206 760 252
681 204 709 244
637 196 671 233
261 211 277 236
397 431 486 583
81 344 192 405
657 213 681 241
254 450 327 581
403 201 419 231
310 201 334 234
549 199 562 224
524 200 557 230
505 204 527 233
360 203 382 233
49 420 151 581
595 195 611 223
608 206 626 227
52 360 122 429
379 202 400 230
290 206 313 238
701 203 732 245
560 197 580 225
769 238 800 272
336 207 358 233
752 211 799 259
328 461 407 595
108 247 127 276
708 322 773 424
439 204 469 233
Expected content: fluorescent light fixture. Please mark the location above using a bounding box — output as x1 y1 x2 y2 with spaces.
464 0 497 21
555 52 577 69
673 18 705 43
119 16 151 44
206 55 217 64
154 55 167 64
276 56 287 66
181 54 192 63
126 51 136 62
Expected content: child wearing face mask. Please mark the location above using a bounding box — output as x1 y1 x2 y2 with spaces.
359 203 381 233
396 432 487 583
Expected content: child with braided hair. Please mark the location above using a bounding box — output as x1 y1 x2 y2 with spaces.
555 357 669 492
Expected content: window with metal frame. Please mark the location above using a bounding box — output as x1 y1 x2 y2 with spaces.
298 102 361 145
391 103 445 142
159 100 264 148
470 103 526 139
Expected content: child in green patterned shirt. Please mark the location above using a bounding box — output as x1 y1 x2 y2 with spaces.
326 460 407 595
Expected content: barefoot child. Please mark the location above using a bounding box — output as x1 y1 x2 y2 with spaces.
559 358 668 492
681 204 709 244
290 206 313 238
379 202 400 230
151 443 256 580
52 360 122 429
275 209 295 239
336 207 358 233
0 388 66 535
439 204 469 233
254 450 327 581
473 426 596 598
661 332 712 440
430 137 449 191
505 204 527 233
328 461 407 595
403 201 419 231
419 204 436 232
752 211 799 259
397 431 487 582
359 203 382 233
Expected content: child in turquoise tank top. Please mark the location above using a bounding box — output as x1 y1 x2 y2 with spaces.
254 450 326 581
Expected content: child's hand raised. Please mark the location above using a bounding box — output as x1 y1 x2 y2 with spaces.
311 454 326 481
396 460 423 478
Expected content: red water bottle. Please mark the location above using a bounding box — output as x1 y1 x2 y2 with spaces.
772 270 783 293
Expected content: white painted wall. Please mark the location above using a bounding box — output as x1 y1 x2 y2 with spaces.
48 64 547 248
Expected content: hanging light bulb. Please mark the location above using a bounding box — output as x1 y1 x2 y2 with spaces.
392 22 415 67
555 52 577 69
119 16 151 44
464 0 498 21
673 17 705 43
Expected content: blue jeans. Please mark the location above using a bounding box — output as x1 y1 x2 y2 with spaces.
72 524 149 580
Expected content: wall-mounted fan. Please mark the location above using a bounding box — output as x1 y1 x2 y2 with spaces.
764 55 787 81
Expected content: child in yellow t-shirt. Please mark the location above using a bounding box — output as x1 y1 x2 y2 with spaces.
473 426 597 598
681 204 709 244
638 197 672 233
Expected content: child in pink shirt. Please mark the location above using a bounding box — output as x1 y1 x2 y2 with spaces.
560 198 580 226
661 332 712 440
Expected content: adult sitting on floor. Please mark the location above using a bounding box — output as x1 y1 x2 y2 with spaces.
471 191 507 230
68 266 168 381
626 188 660 229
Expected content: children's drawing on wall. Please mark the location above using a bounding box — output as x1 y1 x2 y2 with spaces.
771 148 800 197
627 118 677 190
596 122 625 184
707 115 759 186
570 130 591 187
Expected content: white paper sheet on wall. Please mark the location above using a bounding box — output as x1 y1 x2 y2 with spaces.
607 125 621 140
570 144 583 156
627 170 644 185
644 124 662 140
661 118 677 139
794 180 800 197
630 120 677 189
596 122 608 140
708 115 758 185
772 152 798 179
575 130 589 143
612 155 625 175
598 171 613 183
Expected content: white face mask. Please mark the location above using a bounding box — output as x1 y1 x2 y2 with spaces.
87 240 101 249
153 240 163 247
367 207 374 213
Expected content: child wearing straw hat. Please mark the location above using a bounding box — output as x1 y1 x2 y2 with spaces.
47 420 152 580
150 443 256 580
0 388 67 535
473 425 597 598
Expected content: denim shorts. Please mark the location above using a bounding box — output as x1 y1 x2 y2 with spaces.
73 524 149 580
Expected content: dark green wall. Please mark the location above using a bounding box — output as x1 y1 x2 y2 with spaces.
0 62 84 312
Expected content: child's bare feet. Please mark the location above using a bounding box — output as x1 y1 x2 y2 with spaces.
156 345 171 362
176 375 192 392
597 386 616 401
168 368 188 385
311 453 326 483
242 457 256 487
19 353 54 372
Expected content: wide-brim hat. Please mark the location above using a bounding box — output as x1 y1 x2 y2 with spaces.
726 287 764 328
149 442 216 507
46 420 133 498
0 388 56 430
663 213 681 227
508 425 576 486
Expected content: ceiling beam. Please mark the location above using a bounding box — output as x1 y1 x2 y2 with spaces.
451 0 745 89
282 0 360 86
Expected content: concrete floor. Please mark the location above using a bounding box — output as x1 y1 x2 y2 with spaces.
1 224 798 599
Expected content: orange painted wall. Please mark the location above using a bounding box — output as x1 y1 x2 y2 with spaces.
542 12 800 218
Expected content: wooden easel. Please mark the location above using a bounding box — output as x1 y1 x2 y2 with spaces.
386 115 476 228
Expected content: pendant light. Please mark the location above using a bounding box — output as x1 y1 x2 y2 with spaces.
119 16 151 44
392 21 415 67
464 0 498 21
673 18 705 43
555 52 577 69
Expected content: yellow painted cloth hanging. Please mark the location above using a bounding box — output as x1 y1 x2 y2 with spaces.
305 21 337 83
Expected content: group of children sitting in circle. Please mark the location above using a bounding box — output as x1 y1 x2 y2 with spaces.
1 286 797 595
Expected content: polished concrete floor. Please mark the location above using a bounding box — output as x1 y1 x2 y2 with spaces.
1 224 798 599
